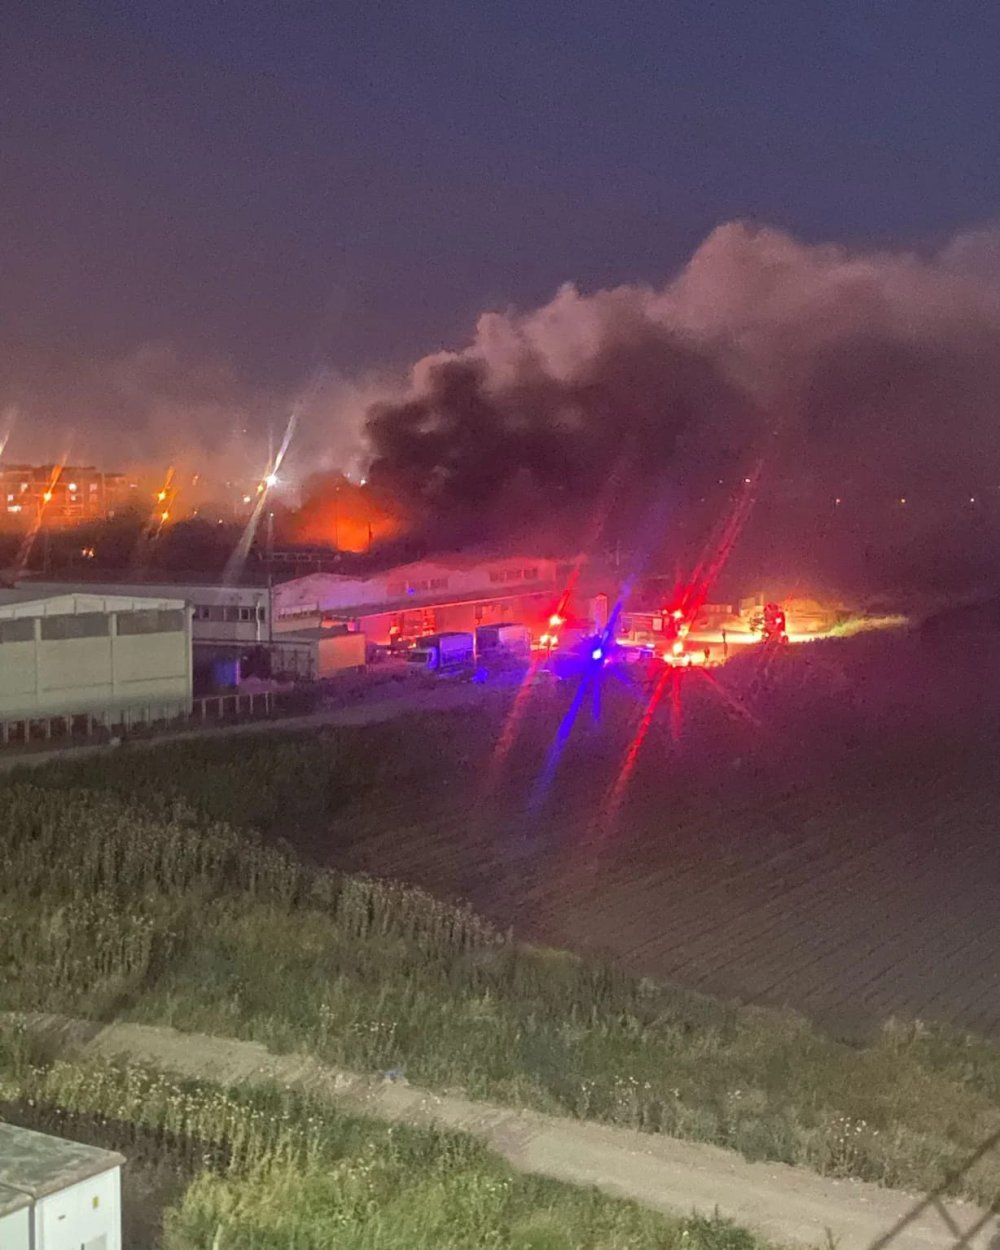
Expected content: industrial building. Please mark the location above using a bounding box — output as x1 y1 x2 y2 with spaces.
272 552 601 644
0 1123 123 1250
14 552 608 691
23 578 270 651
0 589 193 723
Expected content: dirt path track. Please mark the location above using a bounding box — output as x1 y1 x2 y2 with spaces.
13 1014 999 1250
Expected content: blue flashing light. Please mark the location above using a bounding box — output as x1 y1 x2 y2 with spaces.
591 648 603 661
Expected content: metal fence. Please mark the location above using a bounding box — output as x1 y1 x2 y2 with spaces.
0 687 323 750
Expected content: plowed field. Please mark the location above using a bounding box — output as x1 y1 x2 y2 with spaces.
305 635 1000 1038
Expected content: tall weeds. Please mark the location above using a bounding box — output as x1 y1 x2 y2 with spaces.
2 780 1000 1206
0 1032 768 1250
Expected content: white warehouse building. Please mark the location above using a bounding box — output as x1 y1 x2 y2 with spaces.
271 552 588 643
23 579 270 653
0 590 193 723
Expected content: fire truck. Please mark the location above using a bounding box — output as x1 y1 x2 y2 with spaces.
748 602 789 645
615 600 707 665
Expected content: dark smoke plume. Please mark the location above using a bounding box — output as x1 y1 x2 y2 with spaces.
363 221 1000 596
366 317 760 549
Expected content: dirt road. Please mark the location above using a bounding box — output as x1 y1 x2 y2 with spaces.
15 1014 999 1250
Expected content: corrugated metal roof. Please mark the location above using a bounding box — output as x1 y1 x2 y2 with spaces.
0 1124 123 1200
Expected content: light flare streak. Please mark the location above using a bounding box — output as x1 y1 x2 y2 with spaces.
223 404 299 586
600 663 673 826
13 457 67 578
482 450 632 799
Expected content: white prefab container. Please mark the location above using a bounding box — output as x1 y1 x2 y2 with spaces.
0 1186 30 1250
269 629 367 680
0 1123 124 1250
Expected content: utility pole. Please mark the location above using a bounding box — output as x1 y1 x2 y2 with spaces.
266 509 275 645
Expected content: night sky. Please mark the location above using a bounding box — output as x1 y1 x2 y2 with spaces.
3 1 1000 471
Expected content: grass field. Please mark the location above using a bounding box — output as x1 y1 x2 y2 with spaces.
5 630 1000 1235
0 1026 763 1250
22 628 1000 1039
4 688 1000 1214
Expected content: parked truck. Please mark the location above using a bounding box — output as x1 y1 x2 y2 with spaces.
405 631 475 674
475 622 531 660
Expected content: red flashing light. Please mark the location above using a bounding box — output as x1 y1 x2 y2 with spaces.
548 613 564 628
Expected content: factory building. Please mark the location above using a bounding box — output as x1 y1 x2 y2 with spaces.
17 578 271 694
23 579 269 648
0 590 192 723
15 552 609 691
272 552 600 644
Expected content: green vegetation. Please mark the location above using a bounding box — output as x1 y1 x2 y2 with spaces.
15 712 479 843
0 1027 765 1250
2 778 1000 1210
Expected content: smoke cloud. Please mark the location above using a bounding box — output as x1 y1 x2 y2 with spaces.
363 221 1000 592
6 220 1000 597
0 342 375 512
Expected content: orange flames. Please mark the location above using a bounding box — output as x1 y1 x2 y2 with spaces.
289 473 403 553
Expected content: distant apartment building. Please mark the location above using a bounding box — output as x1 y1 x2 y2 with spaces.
1 464 127 526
